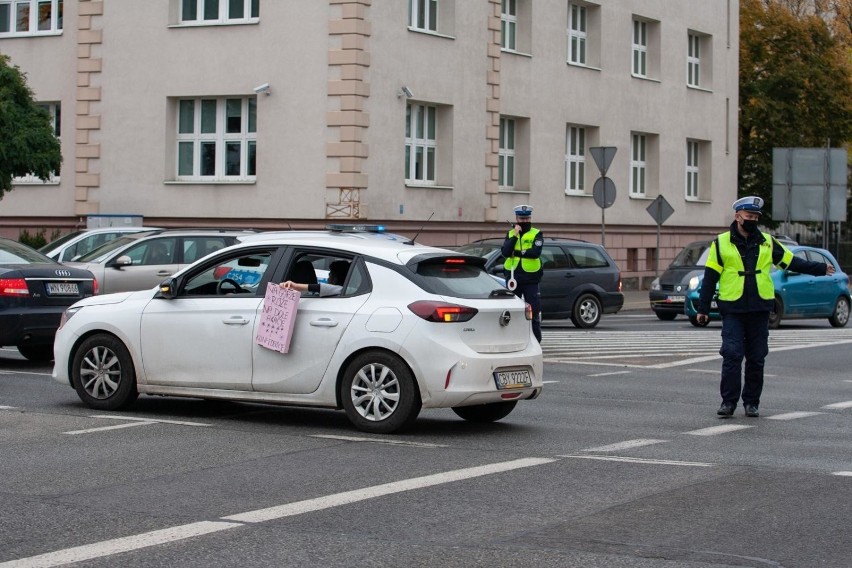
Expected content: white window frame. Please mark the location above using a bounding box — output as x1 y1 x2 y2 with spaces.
567 3 586 65
686 140 699 199
498 117 515 189
13 102 60 185
687 33 700 87
632 18 647 77
176 96 257 181
501 0 516 51
408 0 437 33
0 0 62 37
630 133 647 197
179 0 259 26
405 103 437 185
565 125 586 194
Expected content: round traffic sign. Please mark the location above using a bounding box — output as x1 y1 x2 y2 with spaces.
593 177 617 209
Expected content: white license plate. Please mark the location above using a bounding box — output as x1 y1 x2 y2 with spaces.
46 282 79 296
494 369 532 390
667 295 685 303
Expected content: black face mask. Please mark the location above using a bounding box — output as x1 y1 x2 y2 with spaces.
518 222 532 232
741 219 759 234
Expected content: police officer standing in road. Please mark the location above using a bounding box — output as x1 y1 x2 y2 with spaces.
502 205 544 343
696 196 834 418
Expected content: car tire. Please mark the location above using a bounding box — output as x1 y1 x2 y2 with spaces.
829 296 850 328
17 344 55 362
571 293 602 328
340 351 421 434
769 297 783 329
452 401 517 423
71 334 139 410
688 315 709 328
655 312 677 321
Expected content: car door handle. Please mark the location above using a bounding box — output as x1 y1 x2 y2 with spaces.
157 271 172 276
310 318 339 327
223 317 250 325
564 273 575 278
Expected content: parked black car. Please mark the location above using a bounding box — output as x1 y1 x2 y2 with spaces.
456 238 623 328
0 237 97 361
648 240 711 320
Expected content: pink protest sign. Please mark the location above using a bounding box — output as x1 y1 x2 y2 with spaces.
255 283 300 353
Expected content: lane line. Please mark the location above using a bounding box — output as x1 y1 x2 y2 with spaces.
588 371 631 377
686 369 718 374
766 411 824 421
832 471 852 477
0 405 19 410
541 380 560 384
310 434 447 448
222 457 556 523
685 424 754 436
0 370 51 376
582 439 667 452
0 521 242 568
821 401 852 410
64 422 156 435
559 455 715 467
89 415 210 427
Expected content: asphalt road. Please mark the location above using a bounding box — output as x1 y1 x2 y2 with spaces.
1 311 850 567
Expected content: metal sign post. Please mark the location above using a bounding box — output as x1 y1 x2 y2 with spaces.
645 195 674 276
589 147 618 247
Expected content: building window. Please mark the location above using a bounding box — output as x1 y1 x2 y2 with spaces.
13 102 60 184
176 96 257 180
568 3 586 65
405 103 437 184
501 0 516 50
686 140 699 199
632 19 647 77
179 0 259 25
630 133 647 197
499 117 515 189
409 0 437 32
565 126 586 194
687 33 700 87
0 0 62 36
687 31 713 90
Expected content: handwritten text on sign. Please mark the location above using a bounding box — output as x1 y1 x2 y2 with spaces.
256 283 300 353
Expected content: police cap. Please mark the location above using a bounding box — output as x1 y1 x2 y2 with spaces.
513 204 533 217
732 196 764 215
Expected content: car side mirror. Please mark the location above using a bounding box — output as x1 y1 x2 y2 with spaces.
155 277 177 299
111 255 132 268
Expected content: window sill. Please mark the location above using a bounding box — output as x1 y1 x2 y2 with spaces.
628 194 656 200
168 20 259 29
631 74 661 83
498 188 530 195
565 191 592 197
407 27 455 40
567 62 601 72
687 84 713 94
405 183 453 190
165 180 256 185
501 48 532 58
686 198 712 204
0 30 62 39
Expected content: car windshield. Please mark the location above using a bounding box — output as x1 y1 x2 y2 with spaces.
0 240 56 264
414 258 509 299
670 242 710 267
74 235 140 263
37 230 85 253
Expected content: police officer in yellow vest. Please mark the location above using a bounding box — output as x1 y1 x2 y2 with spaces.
696 196 834 418
502 204 544 342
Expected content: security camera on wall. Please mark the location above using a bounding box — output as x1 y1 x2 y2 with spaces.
253 83 271 95
400 86 414 98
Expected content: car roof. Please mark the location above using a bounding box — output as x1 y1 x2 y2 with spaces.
463 237 598 246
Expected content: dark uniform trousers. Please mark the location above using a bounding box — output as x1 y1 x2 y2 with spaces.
513 281 542 343
719 311 770 405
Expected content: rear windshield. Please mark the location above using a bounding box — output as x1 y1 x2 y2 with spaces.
0 240 54 264
670 242 710 268
38 230 85 253
74 235 138 262
415 261 509 299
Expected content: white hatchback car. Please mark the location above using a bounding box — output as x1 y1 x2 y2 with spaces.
53 227 543 433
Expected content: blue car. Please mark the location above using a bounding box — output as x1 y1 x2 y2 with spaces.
684 245 850 329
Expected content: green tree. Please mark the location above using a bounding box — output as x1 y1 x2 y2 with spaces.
739 0 852 225
0 53 62 199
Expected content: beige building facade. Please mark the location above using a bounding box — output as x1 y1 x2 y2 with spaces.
1 0 739 288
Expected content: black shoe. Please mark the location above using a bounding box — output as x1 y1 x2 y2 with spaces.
717 401 736 417
744 404 759 417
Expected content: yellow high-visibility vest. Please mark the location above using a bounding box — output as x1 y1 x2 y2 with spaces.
504 228 542 273
705 233 793 301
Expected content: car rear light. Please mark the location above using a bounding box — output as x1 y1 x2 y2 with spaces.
93 278 99 295
525 303 533 320
408 301 478 322
618 274 622 293
0 278 29 297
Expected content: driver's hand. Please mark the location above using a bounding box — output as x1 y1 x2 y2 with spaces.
697 313 708 324
513 224 521 237
826 263 835 276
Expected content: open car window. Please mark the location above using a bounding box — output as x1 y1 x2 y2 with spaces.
182 250 274 297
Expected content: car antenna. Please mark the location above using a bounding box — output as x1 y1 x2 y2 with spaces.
406 212 434 245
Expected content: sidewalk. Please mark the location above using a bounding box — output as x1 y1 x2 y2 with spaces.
621 289 650 312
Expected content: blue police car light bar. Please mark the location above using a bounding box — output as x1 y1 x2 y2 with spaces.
326 224 385 233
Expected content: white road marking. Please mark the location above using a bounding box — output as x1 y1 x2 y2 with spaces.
89 415 210 427
222 457 556 523
582 439 667 452
541 380 560 384
821 400 852 410
685 424 754 436
0 370 51 376
559 455 715 467
766 411 824 421
588 371 631 377
0 405 18 410
686 369 718 374
0 521 242 568
832 471 852 477
311 434 447 448
64 422 156 435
